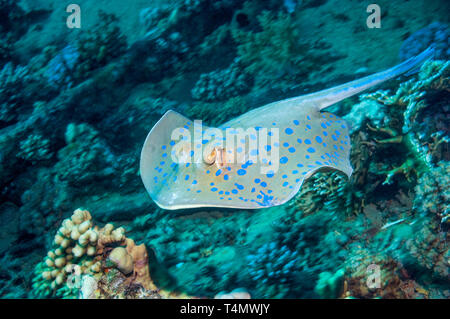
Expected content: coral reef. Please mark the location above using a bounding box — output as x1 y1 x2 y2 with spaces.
31 209 169 299
187 96 249 127
108 247 134 275
73 11 127 81
246 242 300 298
0 62 32 124
413 161 449 225
357 60 449 185
314 268 345 299
31 209 125 298
191 59 251 102
404 161 449 281
400 22 450 61
0 0 25 36
124 31 189 83
0 0 448 300
43 45 80 89
17 134 53 163
341 248 427 299
232 10 333 89
289 170 351 216
30 208 200 299
406 219 449 281
55 123 116 189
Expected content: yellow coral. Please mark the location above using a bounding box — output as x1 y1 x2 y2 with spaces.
32 209 127 298
108 247 134 275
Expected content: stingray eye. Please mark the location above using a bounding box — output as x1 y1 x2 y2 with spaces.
203 148 217 165
203 147 227 167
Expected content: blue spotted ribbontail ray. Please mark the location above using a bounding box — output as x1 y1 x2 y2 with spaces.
140 47 434 210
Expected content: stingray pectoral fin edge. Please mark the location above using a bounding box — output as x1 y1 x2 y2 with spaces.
140 110 193 209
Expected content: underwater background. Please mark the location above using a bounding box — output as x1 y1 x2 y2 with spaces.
0 0 448 299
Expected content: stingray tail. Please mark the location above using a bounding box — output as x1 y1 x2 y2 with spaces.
311 46 435 111
393 45 436 77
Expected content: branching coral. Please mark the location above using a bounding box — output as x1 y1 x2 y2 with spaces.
288 170 352 216
358 60 449 184
16 122 131 241
242 209 353 298
246 242 300 298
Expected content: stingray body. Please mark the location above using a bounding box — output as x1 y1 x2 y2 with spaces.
140 48 433 210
